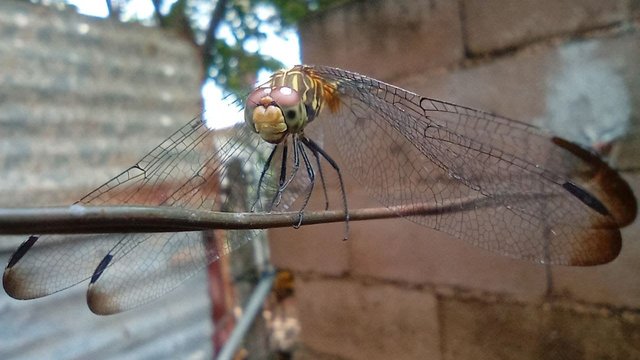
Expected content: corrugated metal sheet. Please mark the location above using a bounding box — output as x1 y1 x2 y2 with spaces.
0 1 202 207
0 1 213 359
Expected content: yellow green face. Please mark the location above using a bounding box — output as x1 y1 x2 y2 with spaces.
244 86 308 144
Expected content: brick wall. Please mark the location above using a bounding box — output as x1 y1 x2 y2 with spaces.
270 1 640 359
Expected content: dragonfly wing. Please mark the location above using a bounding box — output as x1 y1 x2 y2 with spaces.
4 234 125 299
85 229 262 315
3 112 286 311
311 66 635 265
376 78 635 227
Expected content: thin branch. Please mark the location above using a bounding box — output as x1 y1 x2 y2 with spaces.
0 205 395 235
105 0 120 20
151 0 165 26
0 195 539 235
202 0 229 68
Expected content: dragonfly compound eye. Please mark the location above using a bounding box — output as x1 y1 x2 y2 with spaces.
244 87 272 125
271 87 307 134
270 86 300 107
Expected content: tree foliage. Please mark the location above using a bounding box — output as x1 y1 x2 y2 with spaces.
115 0 346 97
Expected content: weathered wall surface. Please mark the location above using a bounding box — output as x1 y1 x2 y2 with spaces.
270 0 640 359
0 2 202 208
0 2 209 359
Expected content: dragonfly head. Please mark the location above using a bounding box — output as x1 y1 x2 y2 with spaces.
245 86 308 144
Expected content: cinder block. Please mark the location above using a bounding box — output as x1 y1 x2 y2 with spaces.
462 0 628 54
537 305 640 360
269 222 351 276
399 32 640 166
633 1 640 19
294 345 347 360
397 48 550 123
441 298 543 360
441 297 640 359
300 0 464 81
296 277 441 360
349 211 549 301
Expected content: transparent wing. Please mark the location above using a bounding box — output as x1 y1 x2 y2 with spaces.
5 65 637 314
311 65 636 265
3 109 308 314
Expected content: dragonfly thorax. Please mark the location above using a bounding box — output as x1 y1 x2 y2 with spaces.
244 86 308 144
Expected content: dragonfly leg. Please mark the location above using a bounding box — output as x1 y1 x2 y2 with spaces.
271 136 303 211
301 136 349 239
272 136 302 210
312 146 330 210
294 138 316 228
280 136 302 192
270 139 288 210
252 144 278 212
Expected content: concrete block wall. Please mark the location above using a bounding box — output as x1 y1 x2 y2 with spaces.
270 0 640 359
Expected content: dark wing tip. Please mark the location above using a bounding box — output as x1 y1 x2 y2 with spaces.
87 254 121 315
3 235 41 299
552 137 637 227
90 254 113 284
2 267 22 299
6 235 39 269
87 287 120 315
568 229 622 266
562 181 610 216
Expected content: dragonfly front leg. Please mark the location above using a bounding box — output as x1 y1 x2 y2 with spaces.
280 136 302 192
271 137 302 210
301 136 350 239
269 140 289 211
294 137 316 228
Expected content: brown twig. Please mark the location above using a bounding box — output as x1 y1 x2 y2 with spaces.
0 196 500 235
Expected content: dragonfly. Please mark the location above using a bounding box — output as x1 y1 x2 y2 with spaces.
3 65 636 314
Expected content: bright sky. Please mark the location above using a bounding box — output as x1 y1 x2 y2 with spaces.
67 0 301 128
